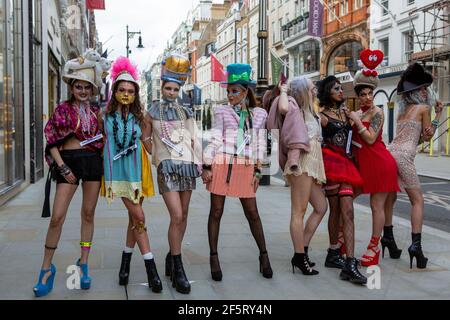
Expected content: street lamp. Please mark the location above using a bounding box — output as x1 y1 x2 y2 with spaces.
126 25 144 57
256 0 271 186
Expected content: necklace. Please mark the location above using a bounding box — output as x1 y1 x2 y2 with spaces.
360 105 373 119
112 110 137 158
159 102 186 145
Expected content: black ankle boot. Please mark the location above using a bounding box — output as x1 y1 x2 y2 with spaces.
304 246 315 267
171 254 191 294
259 251 273 279
339 257 367 285
165 251 172 277
291 253 319 275
408 233 428 269
144 259 163 293
118 252 132 286
324 248 346 269
381 225 402 259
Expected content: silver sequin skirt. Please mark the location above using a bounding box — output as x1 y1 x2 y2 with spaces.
157 163 196 194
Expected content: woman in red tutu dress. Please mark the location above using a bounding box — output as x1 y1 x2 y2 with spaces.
346 49 400 267
317 76 366 285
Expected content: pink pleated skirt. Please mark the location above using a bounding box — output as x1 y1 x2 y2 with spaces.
206 153 256 198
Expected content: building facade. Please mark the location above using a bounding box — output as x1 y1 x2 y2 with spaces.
0 0 96 206
371 0 450 148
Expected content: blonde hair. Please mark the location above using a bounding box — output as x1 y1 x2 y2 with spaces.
289 76 317 118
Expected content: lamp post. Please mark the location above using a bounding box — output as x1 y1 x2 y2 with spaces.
256 0 270 186
126 25 144 58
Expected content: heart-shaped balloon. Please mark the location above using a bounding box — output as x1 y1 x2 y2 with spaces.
360 49 384 70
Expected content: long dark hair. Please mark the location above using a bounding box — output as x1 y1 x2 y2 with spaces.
107 80 144 124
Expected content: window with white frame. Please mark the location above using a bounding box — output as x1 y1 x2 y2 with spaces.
354 0 364 10
328 2 336 21
407 0 415 6
379 38 389 65
403 30 414 62
340 0 349 16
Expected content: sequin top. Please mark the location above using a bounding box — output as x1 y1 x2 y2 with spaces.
388 120 422 189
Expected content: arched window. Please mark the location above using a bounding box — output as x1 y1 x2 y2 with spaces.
327 41 363 75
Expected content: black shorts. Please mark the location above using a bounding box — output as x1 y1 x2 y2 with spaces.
55 149 103 185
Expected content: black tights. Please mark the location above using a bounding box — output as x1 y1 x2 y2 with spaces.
208 193 269 263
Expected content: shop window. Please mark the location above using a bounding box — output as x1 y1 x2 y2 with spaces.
327 41 364 75
293 40 321 76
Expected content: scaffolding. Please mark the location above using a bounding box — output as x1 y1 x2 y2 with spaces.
409 1 450 156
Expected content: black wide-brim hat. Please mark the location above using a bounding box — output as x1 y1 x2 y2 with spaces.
397 63 433 94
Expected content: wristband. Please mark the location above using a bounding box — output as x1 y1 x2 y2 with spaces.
431 119 439 127
57 163 71 176
254 172 263 180
202 164 212 170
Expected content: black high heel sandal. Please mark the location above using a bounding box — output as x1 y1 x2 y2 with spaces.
291 253 319 276
210 252 223 281
259 251 273 279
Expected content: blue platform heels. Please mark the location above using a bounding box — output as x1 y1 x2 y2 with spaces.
33 264 56 297
76 259 92 290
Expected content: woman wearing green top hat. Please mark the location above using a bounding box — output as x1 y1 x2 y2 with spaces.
202 63 273 281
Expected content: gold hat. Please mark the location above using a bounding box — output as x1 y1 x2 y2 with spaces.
161 54 191 86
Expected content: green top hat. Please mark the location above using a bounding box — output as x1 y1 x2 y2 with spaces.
222 63 256 86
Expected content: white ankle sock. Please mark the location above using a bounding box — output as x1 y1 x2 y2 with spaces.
330 244 340 250
143 252 154 260
124 246 134 254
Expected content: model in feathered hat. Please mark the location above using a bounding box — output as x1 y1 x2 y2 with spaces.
147 53 202 294
34 49 106 297
100 56 163 293
345 49 401 267
202 63 273 281
384 62 444 270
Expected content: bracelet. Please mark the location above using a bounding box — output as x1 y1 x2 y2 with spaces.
431 119 439 127
202 164 212 170
142 136 152 142
57 163 71 176
358 127 367 134
254 172 263 180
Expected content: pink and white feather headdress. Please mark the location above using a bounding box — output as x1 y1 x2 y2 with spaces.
110 56 139 86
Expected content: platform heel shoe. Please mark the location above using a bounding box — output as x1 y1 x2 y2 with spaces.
118 252 132 285
144 259 163 293
33 264 56 297
76 259 92 290
381 225 402 259
408 233 428 269
339 257 367 285
291 253 319 275
171 254 191 294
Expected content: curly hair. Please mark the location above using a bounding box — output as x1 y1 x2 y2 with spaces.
107 80 144 124
317 76 341 108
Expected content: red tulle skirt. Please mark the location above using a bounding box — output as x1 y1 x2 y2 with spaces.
322 146 363 189
353 124 400 194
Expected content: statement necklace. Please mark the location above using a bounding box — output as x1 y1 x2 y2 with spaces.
112 110 137 158
159 102 186 145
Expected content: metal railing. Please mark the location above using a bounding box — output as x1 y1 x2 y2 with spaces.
421 104 450 156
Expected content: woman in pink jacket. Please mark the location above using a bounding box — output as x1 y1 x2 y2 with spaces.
267 76 327 276
202 64 272 281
